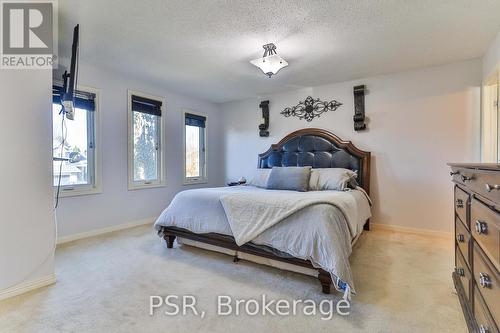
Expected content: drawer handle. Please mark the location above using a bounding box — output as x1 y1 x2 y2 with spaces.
485 184 500 192
479 325 489 333
450 171 460 176
475 220 488 234
455 267 465 277
461 175 472 182
456 199 464 208
456 234 465 243
479 272 492 288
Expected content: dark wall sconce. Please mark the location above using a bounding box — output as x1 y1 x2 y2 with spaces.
259 100 270 137
353 85 367 131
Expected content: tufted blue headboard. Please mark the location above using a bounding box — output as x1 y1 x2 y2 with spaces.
258 128 371 194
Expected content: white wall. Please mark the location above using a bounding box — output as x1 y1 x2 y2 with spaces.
0 70 55 291
221 59 481 233
55 63 225 238
483 31 500 79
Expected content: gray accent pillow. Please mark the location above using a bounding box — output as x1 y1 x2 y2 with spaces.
266 166 312 192
247 168 272 188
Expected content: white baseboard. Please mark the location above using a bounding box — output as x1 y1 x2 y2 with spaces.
0 274 56 302
371 223 452 239
57 217 155 245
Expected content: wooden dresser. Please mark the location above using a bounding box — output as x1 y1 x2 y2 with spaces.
449 163 500 333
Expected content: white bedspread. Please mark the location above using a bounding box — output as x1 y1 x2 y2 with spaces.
154 185 371 296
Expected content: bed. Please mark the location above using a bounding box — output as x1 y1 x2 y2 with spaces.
155 128 371 297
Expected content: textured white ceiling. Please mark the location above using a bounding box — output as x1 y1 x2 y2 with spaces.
58 0 500 103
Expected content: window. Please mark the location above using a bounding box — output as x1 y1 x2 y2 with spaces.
128 91 164 189
184 111 207 184
52 85 101 196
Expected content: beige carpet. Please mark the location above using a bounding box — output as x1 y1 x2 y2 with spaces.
0 225 466 333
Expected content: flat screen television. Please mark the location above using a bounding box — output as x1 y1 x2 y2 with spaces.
61 24 79 120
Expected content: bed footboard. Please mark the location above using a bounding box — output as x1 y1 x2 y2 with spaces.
165 235 176 248
363 219 370 231
161 227 334 294
317 269 332 294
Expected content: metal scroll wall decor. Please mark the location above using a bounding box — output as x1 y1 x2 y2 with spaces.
353 85 367 131
258 100 270 137
280 96 342 122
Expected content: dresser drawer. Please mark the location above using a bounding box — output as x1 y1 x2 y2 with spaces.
455 247 472 301
465 169 500 204
455 186 469 229
471 198 500 270
456 216 470 266
473 242 500 326
474 286 499 333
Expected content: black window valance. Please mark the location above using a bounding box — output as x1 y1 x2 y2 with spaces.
185 113 206 128
131 95 162 116
52 85 96 111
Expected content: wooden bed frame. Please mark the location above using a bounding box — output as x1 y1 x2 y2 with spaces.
160 128 371 294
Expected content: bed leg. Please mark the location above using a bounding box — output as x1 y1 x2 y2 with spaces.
165 235 176 248
363 219 370 231
318 269 331 294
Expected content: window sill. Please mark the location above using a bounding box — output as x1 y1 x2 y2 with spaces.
128 182 165 191
183 179 208 186
56 186 102 198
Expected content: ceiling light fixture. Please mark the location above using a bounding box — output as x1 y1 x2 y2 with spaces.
250 43 288 78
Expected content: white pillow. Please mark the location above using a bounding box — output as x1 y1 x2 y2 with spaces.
309 168 357 191
247 168 272 188
309 169 320 190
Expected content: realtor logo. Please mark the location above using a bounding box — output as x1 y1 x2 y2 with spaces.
1 0 57 69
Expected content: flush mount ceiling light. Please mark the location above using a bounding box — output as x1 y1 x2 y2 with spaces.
250 43 288 78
